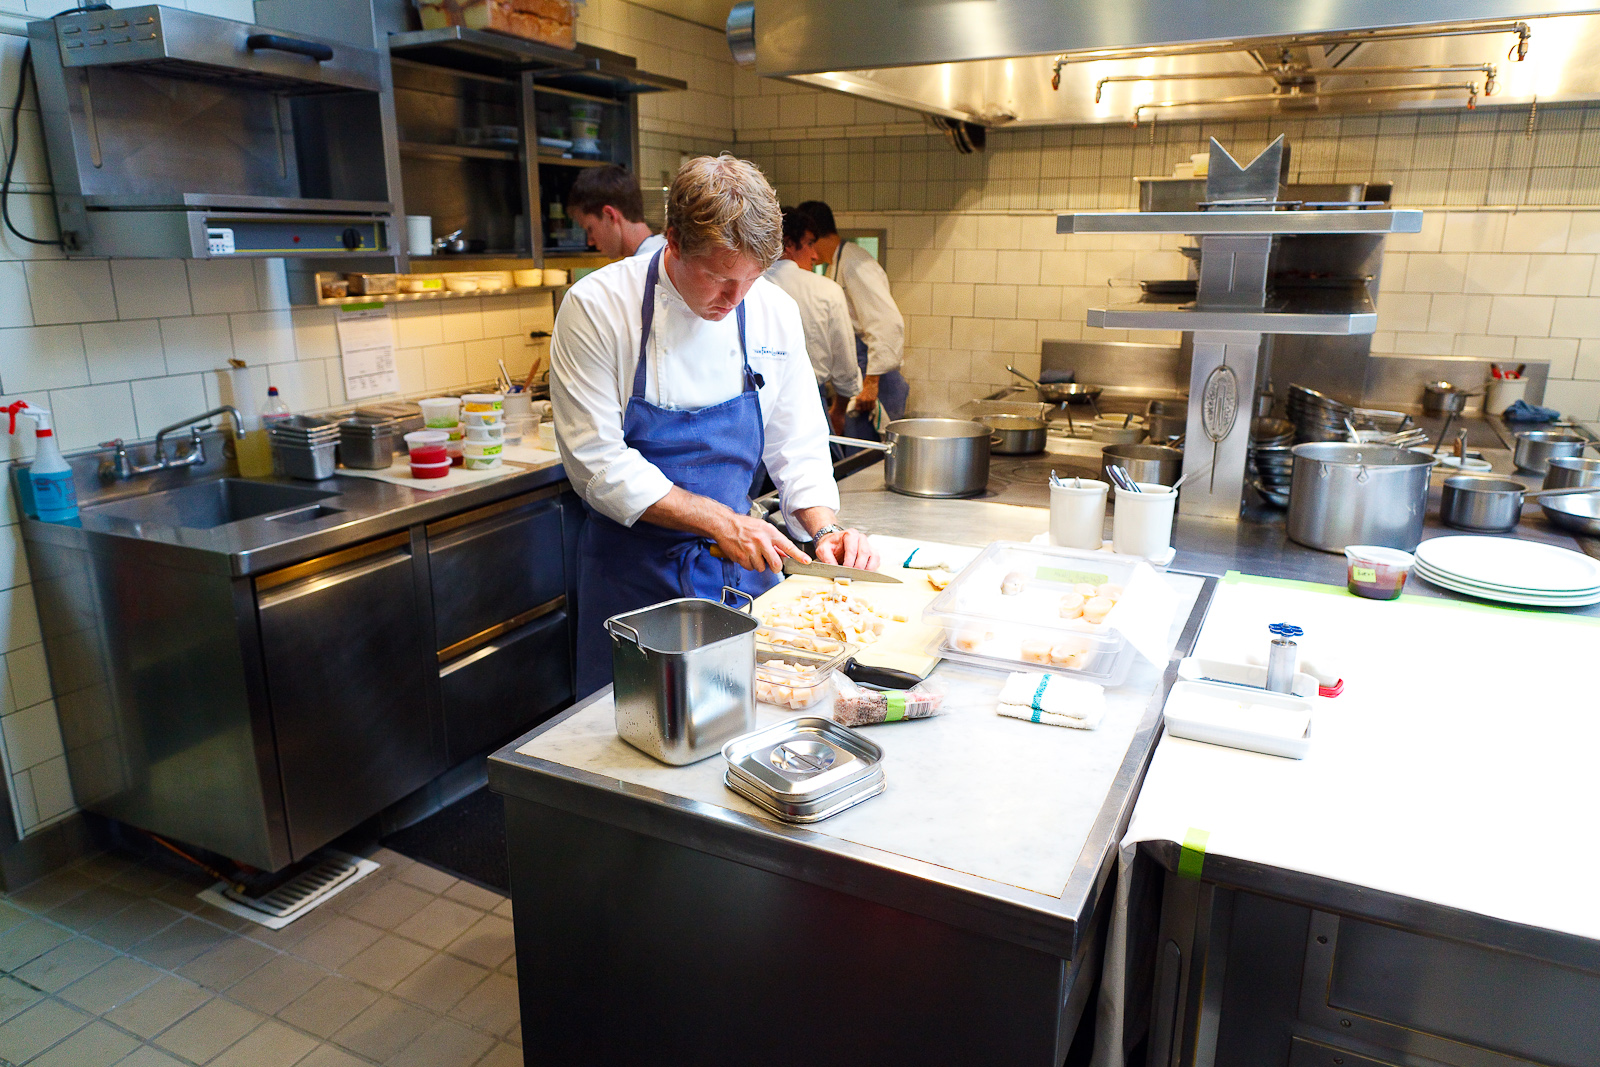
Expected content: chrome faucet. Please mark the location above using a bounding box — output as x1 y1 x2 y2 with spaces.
102 406 246 479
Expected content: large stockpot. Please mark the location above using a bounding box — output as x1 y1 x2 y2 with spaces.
1287 443 1436 552
830 418 990 498
608 592 759 766
1513 430 1591 474
1101 443 1183 486
980 414 1047 455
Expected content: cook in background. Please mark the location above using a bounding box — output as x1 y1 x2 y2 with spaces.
550 154 879 697
762 206 862 434
566 164 666 261
797 200 909 441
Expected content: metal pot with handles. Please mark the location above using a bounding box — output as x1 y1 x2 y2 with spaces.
1287 442 1436 552
830 418 991 498
980 414 1047 455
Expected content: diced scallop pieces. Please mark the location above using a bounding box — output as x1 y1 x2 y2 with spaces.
927 570 952 591
1001 571 1027 596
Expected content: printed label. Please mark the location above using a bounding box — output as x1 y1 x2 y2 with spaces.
1352 566 1378 583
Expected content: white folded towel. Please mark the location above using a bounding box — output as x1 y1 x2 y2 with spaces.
997 672 1106 729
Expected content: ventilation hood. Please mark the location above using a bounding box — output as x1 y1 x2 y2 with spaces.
728 2 1600 127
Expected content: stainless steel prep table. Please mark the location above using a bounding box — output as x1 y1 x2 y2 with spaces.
490 522 1214 1067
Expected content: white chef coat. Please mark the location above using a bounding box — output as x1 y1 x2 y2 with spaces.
762 259 862 397
632 232 666 259
827 240 905 377
550 251 838 532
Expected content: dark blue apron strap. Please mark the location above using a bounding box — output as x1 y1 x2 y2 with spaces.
632 250 663 400
736 302 764 391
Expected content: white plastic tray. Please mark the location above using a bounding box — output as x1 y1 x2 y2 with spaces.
1162 679 1314 759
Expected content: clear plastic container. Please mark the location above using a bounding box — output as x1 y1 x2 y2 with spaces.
1344 545 1414 600
418 397 460 428
461 392 503 411
923 541 1143 683
754 624 854 710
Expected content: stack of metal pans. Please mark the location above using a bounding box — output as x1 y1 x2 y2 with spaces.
1286 384 1354 444
1248 416 1296 507
722 717 885 823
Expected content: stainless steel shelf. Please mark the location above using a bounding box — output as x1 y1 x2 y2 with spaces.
1087 304 1377 335
1058 210 1424 235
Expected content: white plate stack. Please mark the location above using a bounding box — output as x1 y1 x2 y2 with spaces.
1413 535 1600 607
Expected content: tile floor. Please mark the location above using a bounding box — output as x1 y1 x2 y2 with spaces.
0 846 522 1066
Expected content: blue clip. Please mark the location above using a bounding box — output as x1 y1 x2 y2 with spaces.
1269 622 1304 638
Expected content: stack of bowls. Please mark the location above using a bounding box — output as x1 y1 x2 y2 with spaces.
460 393 504 469
269 415 341 480
1248 417 1296 507
1286 384 1354 444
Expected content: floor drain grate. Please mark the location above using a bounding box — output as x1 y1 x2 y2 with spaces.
200 851 378 929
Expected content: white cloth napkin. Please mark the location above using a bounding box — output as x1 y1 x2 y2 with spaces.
997 672 1106 729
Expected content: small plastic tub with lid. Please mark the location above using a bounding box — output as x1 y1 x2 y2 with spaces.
461 392 503 412
463 410 502 428
410 459 452 479
418 397 460 428
463 424 503 443
462 455 501 470
404 429 449 463
1343 545 1414 600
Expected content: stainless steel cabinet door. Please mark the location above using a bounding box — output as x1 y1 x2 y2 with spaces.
256 534 440 861
427 489 565 654
439 608 571 762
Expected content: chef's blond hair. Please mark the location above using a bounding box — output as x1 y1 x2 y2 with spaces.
665 154 781 268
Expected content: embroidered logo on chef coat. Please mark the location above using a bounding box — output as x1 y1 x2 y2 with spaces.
750 345 789 361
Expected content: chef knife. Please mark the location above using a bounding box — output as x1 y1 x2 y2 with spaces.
707 545 900 583
781 559 901 584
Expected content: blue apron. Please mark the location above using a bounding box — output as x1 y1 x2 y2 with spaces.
573 251 780 697
842 334 910 442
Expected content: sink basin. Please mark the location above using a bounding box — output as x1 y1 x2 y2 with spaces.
91 479 339 530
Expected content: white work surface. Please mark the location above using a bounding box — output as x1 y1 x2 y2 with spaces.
1093 571 1600 1067
518 561 1204 899
1127 572 1600 940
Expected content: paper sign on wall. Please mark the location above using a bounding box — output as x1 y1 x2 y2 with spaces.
336 303 400 400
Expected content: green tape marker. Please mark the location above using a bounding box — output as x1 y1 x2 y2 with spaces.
1178 827 1210 881
885 693 906 722
1035 566 1111 586
338 301 385 312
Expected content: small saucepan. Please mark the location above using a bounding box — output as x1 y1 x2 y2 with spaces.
1439 475 1600 532
981 414 1048 454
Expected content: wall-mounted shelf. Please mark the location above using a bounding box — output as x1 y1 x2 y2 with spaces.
313 280 563 308
400 141 519 162
1058 210 1424 236
1087 305 1378 335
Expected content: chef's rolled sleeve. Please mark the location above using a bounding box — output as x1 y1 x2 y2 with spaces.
549 290 674 526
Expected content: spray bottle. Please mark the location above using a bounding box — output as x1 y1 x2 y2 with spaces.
4 402 78 523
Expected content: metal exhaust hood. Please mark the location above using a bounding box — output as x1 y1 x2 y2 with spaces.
727 1 1600 128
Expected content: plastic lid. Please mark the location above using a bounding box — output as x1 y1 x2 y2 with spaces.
404 429 450 444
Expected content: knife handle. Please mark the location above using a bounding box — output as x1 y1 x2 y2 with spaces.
843 658 925 690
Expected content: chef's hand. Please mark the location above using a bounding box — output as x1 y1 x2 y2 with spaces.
849 375 880 416
715 513 809 574
815 528 879 571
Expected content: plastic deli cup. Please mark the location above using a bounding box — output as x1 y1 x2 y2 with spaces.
462 410 502 427
463 455 502 470
463 424 503 443
461 392 503 412
463 441 503 457
410 459 452 479
403 429 449 463
1344 545 1414 600
418 397 460 428
1111 483 1177 559
1049 478 1109 550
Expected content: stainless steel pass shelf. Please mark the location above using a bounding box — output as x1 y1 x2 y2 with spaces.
1087 304 1377 335
1057 210 1424 235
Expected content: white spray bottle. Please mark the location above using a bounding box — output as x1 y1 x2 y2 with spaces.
4 401 78 523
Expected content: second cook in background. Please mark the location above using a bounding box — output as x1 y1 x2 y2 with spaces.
763 206 862 434
566 164 667 261
550 155 880 696
799 200 910 441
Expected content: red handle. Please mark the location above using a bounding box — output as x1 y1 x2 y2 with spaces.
1 400 27 436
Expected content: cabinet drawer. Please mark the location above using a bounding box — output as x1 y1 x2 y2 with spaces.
440 607 572 761
428 491 565 653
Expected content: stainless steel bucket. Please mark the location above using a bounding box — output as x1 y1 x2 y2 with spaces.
1287 443 1436 552
608 590 758 765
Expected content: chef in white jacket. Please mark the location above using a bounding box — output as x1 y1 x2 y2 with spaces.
798 200 909 440
762 206 861 432
551 156 878 696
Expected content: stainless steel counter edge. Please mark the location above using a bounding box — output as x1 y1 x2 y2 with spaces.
18 459 571 577
488 573 1217 961
1139 840 1600 974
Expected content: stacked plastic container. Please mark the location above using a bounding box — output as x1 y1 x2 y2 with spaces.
460 393 503 469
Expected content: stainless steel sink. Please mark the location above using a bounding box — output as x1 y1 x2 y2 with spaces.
90 479 339 530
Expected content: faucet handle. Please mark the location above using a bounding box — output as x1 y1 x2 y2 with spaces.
100 438 125 450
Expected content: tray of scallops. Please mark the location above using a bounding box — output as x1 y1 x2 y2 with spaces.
922 542 1178 686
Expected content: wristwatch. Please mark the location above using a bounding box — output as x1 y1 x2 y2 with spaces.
811 523 846 541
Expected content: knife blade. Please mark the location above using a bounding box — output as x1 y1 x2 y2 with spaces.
781 559 901 584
